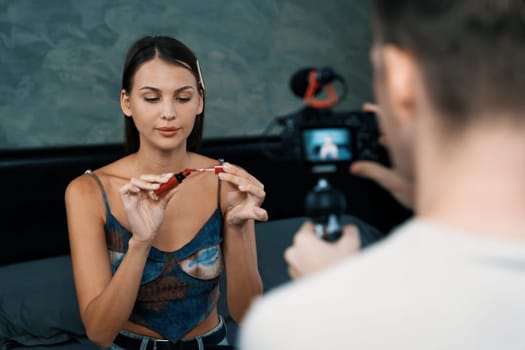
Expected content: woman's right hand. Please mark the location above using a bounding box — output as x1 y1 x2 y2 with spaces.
118 173 177 243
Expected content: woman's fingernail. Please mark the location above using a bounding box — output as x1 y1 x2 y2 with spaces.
223 163 231 170
149 191 159 201
161 174 172 182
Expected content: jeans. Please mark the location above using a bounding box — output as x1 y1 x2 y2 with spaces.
108 316 229 350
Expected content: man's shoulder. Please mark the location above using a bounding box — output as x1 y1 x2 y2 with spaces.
240 218 525 349
246 222 416 312
244 219 430 318
240 226 415 348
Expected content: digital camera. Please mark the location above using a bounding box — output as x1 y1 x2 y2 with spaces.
276 107 387 173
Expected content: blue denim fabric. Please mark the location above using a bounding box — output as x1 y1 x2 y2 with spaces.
88 172 225 343
108 317 229 350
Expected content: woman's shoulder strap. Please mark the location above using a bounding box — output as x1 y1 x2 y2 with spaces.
85 169 111 215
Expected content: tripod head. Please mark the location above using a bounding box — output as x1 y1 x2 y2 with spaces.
304 177 347 242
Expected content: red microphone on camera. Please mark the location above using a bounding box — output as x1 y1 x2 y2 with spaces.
290 67 347 109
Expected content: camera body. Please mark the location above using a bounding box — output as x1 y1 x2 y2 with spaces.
278 107 385 173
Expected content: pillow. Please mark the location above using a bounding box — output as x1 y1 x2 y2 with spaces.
0 255 87 349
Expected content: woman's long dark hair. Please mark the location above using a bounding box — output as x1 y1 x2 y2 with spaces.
121 36 206 155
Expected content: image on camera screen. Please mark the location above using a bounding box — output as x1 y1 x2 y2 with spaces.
302 128 352 163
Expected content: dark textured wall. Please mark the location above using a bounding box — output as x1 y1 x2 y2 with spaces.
0 0 373 149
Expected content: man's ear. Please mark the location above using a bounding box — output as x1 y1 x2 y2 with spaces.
382 45 418 124
120 89 132 117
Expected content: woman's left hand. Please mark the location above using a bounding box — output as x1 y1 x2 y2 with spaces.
218 162 268 225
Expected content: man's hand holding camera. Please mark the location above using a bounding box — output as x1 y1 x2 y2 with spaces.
284 221 360 279
350 102 413 209
284 102 414 279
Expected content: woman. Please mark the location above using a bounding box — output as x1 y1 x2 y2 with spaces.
65 35 268 349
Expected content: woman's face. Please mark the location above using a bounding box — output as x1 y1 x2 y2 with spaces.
121 56 203 152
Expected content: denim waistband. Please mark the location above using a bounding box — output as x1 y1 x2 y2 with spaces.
112 316 228 350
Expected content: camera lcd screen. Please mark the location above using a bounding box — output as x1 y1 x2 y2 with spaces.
302 128 352 163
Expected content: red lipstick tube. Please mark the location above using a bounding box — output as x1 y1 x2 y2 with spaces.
153 166 224 197
154 171 188 197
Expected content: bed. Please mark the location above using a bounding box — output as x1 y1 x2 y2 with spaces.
0 137 410 349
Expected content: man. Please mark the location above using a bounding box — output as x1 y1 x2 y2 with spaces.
239 0 525 348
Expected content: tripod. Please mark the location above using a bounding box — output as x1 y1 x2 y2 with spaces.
304 177 347 242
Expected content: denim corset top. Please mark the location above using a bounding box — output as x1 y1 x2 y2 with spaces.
88 171 224 342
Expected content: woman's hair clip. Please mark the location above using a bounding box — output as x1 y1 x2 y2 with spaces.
196 59 205 92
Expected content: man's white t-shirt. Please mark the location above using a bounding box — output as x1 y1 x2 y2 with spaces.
239 219 525 349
